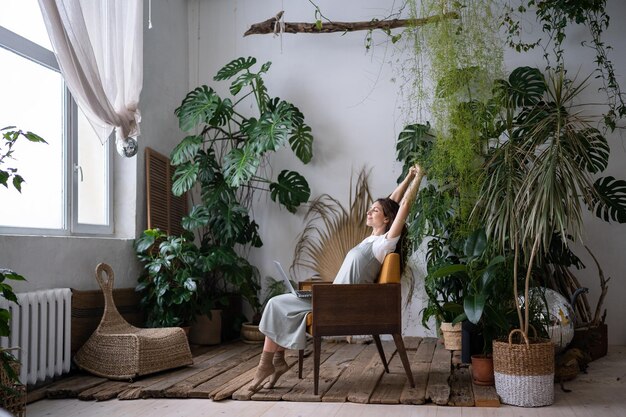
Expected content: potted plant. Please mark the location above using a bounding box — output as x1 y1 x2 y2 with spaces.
134 229 203 329
474 67 626 406
162 56 313 338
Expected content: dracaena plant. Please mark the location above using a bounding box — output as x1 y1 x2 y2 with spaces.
474 66 626 340
164 57 313 321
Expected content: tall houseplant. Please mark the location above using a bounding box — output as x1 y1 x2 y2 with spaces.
473 67 626 406
167 56 313 327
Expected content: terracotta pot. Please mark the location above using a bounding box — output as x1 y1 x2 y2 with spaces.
440 322 462 350
241 322 265 344
471 354 494 386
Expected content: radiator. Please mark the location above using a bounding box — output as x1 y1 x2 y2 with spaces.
0 288 72 385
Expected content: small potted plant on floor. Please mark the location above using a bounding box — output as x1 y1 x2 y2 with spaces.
239 275 286 344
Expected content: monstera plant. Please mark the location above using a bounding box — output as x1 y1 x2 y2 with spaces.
165 56 314 324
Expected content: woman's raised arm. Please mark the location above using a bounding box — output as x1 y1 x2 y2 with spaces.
387 165 424 239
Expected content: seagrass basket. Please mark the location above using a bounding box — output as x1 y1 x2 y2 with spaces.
493 329 555 407
1 352 26 417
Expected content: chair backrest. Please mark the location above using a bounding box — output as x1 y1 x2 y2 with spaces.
376 253 401 284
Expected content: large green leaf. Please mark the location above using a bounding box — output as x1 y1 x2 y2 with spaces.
196 148 220 184
174 85 221 131
201 175 237 208
208 202 250 244
214 56 257 81
229 72 257 96
289 124 313 164
250 102 293 153
429 263 467 279
396 123 434 164
463 228 487 259
182 205 210 231
171 161 199 196
589 176 626 223
494 66 545 108
572 128 610 174
170 135 203 166
237 217 263 247
285 103 313 164
223 146 260 188
269 170 311 213
208 96 234 127
464 294 486 324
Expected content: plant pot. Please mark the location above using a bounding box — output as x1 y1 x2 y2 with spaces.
189 310 222 345
440 322 462 350
493 331 555 407
470 354 494 386
240 322 265 344
462 320 484 364
571 323 608 361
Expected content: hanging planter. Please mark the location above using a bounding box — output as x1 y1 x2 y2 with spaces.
493 329 554 407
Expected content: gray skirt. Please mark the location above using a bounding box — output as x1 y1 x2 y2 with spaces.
258 293 312 350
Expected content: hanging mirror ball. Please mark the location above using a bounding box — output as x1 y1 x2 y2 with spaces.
116 137 138 157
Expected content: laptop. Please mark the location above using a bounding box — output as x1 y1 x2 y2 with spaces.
273 261 312 299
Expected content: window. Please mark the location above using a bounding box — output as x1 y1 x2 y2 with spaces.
0 1 112 235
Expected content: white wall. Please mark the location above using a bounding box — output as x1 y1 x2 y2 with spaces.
0 0 190 292
193 0 626 343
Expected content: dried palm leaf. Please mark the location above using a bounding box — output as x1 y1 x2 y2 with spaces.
291 168 373 281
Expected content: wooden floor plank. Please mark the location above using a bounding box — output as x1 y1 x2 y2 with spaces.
448 366 474 406
414 337 437 363
425 341 451 405
229 355 298 401
369 353 408 404
282 341 364 402
77 381 130 401
399 359 429 405
319 343 372 402
346 341 396 404
471 381 500 407
245 344 341 401
403 336 422 350
188 352 261 398
46 375 108 399
163 344 260 397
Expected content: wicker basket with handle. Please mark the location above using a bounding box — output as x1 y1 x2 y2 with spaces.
493 328 555 407
1 348 26 417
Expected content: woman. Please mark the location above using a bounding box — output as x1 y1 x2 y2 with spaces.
249 164 425 392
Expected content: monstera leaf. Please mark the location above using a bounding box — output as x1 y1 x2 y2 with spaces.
171 135 203 166
269 170 311 213
182 205 210 231
396 123 434 163
207 202 251 245
214 56 258 81
249 102 293 153
494 66 545 108
286 103 313 164
223 146 260 188
571 128 610 174
229 71 258 96
589 176 626 223
172 161 199 196
175 86 221 132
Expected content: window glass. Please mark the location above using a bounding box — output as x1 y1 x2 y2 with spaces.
0 47 64 229
0 0 52 50
77 111 108 225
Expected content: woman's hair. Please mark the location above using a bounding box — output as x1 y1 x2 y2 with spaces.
375 197 400 232
375 197 407 272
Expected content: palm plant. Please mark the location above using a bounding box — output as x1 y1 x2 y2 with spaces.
474 67 626 339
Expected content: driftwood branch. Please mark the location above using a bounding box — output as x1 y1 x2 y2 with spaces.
244 11 459 37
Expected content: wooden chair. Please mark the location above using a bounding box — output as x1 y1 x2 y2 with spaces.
298 253 415 395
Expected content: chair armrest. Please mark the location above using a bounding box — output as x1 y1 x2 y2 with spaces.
311 283 401 337
299 280 333 291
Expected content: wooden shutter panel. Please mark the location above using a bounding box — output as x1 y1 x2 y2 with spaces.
145 147 188 235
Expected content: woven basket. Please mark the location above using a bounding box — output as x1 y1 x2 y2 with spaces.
440 322 462 351
1 353 26 417
493 329 555 407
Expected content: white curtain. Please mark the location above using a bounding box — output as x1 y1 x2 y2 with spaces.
38 0 143 151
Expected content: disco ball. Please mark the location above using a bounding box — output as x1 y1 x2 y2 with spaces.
116 137 138 158
527 287 575 352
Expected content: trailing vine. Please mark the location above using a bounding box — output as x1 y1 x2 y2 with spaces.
502 0 626 131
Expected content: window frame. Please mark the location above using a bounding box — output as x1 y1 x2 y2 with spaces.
0 25 113 236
